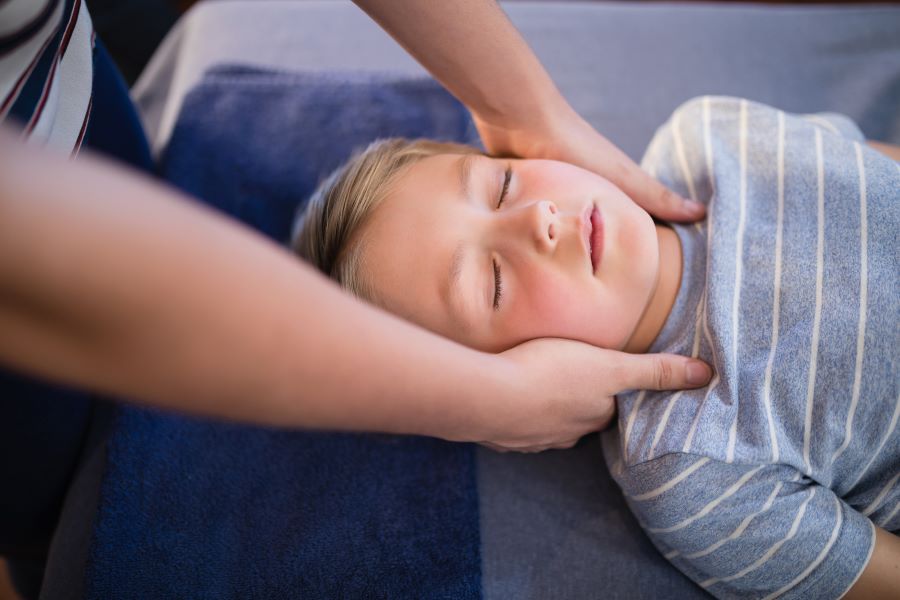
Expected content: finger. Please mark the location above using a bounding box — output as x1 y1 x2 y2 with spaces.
618 352 712 392
607 149 706 223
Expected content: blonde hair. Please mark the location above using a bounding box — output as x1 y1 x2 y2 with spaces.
291 137 482 301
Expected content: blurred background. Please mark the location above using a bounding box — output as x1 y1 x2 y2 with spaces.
82 0 900 87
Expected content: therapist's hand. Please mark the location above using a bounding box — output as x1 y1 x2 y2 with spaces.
354 0 704 224
470 338 712 454
474 107 707 223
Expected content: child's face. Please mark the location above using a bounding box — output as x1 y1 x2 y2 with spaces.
358 153 660 353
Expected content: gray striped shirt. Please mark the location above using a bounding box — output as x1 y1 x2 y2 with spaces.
602 96 899 599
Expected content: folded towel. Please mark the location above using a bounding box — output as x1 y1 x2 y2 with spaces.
161 65 479 243
85 66 481 599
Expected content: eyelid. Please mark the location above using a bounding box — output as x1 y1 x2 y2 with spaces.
492 258 503 310
496 163 512 209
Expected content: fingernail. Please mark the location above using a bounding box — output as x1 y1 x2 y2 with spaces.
684 199 705 215
686 360 711 385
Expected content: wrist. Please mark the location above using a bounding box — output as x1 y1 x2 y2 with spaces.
473 98 589 160
427 351 520 444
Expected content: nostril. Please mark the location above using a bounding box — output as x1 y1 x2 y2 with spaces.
548 223 556 240
548 203 557 214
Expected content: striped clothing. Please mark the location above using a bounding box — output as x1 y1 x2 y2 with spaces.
602 96 899 599
1 0 94 153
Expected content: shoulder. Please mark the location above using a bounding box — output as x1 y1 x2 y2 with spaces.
1 0 94 152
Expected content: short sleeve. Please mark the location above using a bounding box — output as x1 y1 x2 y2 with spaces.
639 95 869 207
609 453 876 599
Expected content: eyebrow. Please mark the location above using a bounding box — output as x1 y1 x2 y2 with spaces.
445 153 479 334
457 153 475 203
446 239 471 334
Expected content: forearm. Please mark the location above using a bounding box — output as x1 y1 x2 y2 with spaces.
353 0 572 129
0 132 506 439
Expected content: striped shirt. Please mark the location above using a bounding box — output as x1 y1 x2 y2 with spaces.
602 96 899 599
1 0 94 153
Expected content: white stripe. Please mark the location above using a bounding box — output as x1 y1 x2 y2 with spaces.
761 111 786 463
647 465 764 534
803 114 841 136
648 295 705 459
701 488 816 588
832 143 869 465
724 99 749 465
802 130 826 474
879 501 899 529
622 389 648 462
682 288 719 454
673 108 698 202
731 99 748 370
44 4 93 151
726 417 738 463
703 96 715 193
630 457 711 502
648 396 683 461
862 472 900 517
682 97 719 454
845 393 900 493
761 493 844 600
678 478 794 560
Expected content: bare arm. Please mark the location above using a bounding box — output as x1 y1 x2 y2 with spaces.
0 130 710 450
352 0 704 222
843 527 900 599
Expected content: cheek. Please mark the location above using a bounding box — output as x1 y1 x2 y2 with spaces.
505 270 610 345
505 268 636 350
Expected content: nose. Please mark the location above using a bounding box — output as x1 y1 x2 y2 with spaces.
516 199 559 253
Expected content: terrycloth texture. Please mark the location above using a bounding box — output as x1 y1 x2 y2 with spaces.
603 96 899 598
84 67 481 599
160 66 479 243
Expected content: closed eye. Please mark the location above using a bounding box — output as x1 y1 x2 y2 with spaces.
492 258 503 310
496 164 512 209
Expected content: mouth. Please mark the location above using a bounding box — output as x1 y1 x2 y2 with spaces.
583 204 604 273
590 206 604 273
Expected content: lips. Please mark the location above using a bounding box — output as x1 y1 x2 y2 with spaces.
590 206 604 273
581 204 604 273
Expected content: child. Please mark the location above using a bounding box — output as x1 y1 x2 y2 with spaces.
291 96 899 598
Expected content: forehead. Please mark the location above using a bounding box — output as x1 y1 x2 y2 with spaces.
358 153 479 336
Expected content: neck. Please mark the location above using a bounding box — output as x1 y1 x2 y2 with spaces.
623 224 682 354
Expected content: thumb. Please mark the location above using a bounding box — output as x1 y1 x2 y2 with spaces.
618 352 712 391
606 146 706 223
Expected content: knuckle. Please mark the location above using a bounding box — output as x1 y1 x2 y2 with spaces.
655 357 674 390
660 186 681 210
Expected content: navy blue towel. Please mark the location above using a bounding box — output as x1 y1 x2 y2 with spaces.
84 66 482 599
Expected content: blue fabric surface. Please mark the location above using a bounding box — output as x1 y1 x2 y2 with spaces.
84 67 482 599
161 66 479 243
